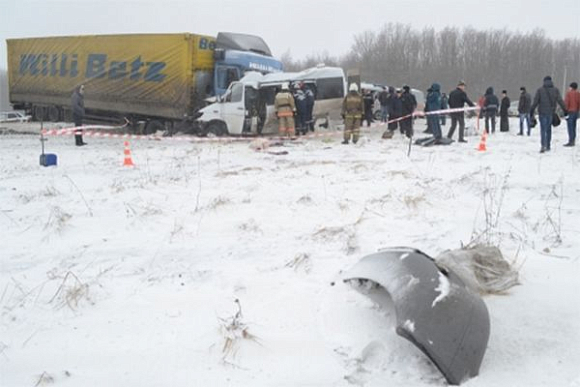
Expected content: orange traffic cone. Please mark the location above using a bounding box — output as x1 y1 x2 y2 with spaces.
123 141 135 166
477 131 487 152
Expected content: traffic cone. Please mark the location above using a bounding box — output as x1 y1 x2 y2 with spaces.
123 141 135 166
477 131 487 152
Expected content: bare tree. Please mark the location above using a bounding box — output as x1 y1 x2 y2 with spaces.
288 24 580 98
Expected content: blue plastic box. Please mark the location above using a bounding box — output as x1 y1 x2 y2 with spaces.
40 153 58 167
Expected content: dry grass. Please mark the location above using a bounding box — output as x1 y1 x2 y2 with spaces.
218 299 260 363
467 168 511 247
42 186 60 197
34 372 54 386
297 195 314 205
312 225 358 255
206 196 231 210
285 253 312 273
402 194 426 210
48 271 91 311
238 219 262 234
539 181 564 247
44 206 72 234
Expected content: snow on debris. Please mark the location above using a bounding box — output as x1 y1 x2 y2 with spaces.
432 271 451 308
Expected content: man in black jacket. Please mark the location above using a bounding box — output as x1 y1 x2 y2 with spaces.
71 84 87 146
483 87 498 134
387 88 403 134
378 87 390 123
447 81 475 143
362 89 375 127
530 76 567 153
518 87 532 136
400 85 417 138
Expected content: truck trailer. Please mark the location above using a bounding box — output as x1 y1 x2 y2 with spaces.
6 32 283 134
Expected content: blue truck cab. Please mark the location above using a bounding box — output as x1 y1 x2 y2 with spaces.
212 32 283 97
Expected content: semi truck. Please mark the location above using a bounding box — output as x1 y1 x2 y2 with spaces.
6 32 283 134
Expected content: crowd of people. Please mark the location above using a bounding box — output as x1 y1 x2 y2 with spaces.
281 75 579 152
273 81 315 138
70 74 580 153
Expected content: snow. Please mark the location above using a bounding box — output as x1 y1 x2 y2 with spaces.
1 117 580 387
432 271 451 308
403 319 416 333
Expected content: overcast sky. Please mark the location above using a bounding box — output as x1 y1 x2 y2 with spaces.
1 0 579 70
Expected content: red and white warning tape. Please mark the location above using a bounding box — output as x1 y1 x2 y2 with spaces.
40 105 482 143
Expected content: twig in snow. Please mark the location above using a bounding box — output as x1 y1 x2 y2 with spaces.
0 209 18 226
34 371 54 386
64 174 93 217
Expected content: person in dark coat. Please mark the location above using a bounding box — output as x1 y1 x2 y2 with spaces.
400 85 417 138
440 92 448 126
447 81 474 142
426 83 443 140
384 88 402 137
378 86 390 123
304 84 315 132
530 75 567 153
500 90 510 132
71 84 87 146
362 89 374 127
518 87 532 136
483 87 499 134
423 86 434 134
293 83 308 135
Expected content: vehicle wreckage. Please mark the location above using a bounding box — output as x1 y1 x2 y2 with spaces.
343 247 490 385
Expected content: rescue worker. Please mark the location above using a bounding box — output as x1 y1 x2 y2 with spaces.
342 83 364 144
71 84 87 146
274 83 296 137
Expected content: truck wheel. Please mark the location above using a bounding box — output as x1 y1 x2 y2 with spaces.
204 121 228 137
63 109 73 123
48 106 61 122
143 120 164 135
373 109 382 121
33 105 47 122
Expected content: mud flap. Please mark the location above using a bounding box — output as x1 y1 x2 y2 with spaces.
343 247 490 385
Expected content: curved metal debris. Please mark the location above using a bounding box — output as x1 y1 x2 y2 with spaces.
343 247 490 385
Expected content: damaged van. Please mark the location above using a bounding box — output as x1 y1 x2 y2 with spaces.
196 66 346 136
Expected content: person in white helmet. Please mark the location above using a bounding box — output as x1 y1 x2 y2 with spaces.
341 83 364 144
274 82 296 137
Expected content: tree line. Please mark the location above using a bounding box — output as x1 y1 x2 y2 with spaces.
281 23 580 98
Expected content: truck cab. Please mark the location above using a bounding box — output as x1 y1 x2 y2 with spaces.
212 33 283 97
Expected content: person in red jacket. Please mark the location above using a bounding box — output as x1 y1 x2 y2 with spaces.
564 82 580 147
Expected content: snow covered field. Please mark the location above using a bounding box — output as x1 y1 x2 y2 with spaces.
1 118 579 387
